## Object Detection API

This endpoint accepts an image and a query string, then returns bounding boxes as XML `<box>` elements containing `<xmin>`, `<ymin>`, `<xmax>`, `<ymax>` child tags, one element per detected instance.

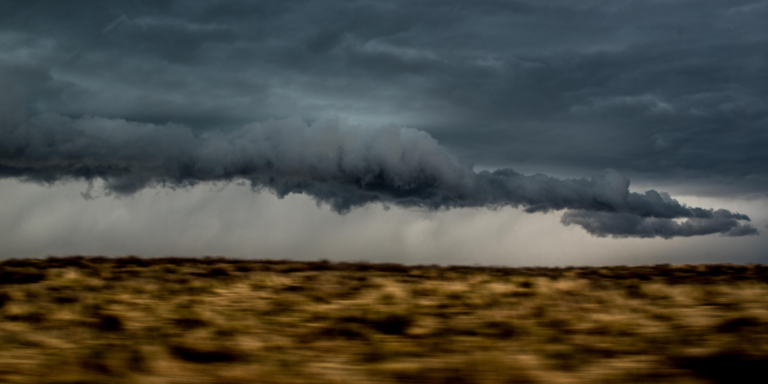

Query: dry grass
<box><xmin>1</xmin><ymin>257</ymin><xmax>767</xmax><ymax>383</ymax></box>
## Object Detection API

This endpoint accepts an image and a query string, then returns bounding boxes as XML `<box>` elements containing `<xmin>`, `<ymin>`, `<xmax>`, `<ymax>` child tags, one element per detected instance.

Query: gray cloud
<box><xmin>0</xmin><ymin>96</ymin><xmax>756</xmax><ymax>238</ymax></box>
<box><xmin>562</xmin><ymin>210</ymin><xmax>757</xmax><ymax>239</ymax></box>
<box><xmin>0</xmin><ymin>0</ymin><xmax>761</xmax><ymax>189</ymax></box>
<box><xmin>0</xmin><ymin>0</ymin><xmax>765</xmax><ymax>241</ymax></box>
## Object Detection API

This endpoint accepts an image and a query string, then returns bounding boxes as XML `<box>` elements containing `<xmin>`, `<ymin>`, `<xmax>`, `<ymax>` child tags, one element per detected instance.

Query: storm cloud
<box><xmin>0</xmin><ymin>0</ymin><xmax>765</xmax><ymax>242</ymax></box>
<box><xmin>0</xmin><ymin>103</ymin><xmax>756</xmax><ymax>238</ymax></box>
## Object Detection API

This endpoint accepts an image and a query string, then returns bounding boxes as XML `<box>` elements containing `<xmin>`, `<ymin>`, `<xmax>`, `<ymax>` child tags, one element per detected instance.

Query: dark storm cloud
<box><xmin>0</xmin><ymin>71</ymin><xmax>756</xmax><ymax>238</ymax></box>
<box><xmin>562</xmin><ymin>210</ymin><xmax>756</xmax><ymax>239</ymax></box>
<box><xmin>0</xmin><ymin>0</ymin><xmax>765</xmax><ymax>237</ymax></box>
<box><xmin>1</xmin><ymin>0</ymin><xmax>764</xmax><ymax>179</ymax></box>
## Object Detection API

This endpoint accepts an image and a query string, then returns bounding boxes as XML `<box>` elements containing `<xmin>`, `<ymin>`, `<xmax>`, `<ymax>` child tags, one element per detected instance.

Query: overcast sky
<box><xmin>1</xmin><ymin>0</ymin><xmax>767</xmax><ymax>264</ymax></box>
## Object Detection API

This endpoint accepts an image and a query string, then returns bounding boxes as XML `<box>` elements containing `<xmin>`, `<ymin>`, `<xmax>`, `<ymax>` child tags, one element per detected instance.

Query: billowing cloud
<box><xmin>562</xmin><ymin>210</ymin><xmax>756</xmax><ymax>239</ymax></box>
<box><xmin>0</xmin><ymin>104</ymin><xmax>755</xmax><ymax>238</ymax></box>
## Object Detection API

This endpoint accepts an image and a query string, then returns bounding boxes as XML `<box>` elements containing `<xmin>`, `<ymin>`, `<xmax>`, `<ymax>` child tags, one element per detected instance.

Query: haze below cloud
<box><xmin>2</xmin><ymin>179</ymin><xmax>767</xmax><ymax>265</ymax></box>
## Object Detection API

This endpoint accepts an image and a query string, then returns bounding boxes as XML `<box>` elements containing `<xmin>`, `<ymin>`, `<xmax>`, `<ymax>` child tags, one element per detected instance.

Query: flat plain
<box><xmin>1</xmin><ymin>257</ymin><xmax>767</xmax><ymax>383</ymax></box>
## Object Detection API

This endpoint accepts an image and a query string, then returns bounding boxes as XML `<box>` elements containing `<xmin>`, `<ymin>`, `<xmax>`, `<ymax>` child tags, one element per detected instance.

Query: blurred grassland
<box><xmin>1</xmin><ymin>257</ymin><xmax>768</xmax><ymax>383</ymax></box>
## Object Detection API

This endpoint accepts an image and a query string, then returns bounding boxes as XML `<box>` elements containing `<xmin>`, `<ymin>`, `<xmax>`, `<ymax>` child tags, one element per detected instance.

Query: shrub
<box><xmin>370</xmin><ymin>313</ymin><xmax>414</xmax><ymax>335</ymax></box>
<box><xmin>7</xmin><ymin>311</ymin><xmax>46</xmax><ymax>324</ymax></box>
<box><xmin>0</xmin><ymin>292</ymin><xmax>10</xmax><ymax>309</ymax></box>
<box><xmin>96</xmin><ymin>314</ymin><xmax>124</xmax><ymax>332</ymax></box>
<box><xmin>716</xmin><ymin>317</ymin><xmax>762</xmax><ymax>333</ymax></box>
<box><xmin>672</xmin><ymin>352</ymin><xmax>768</xmax><ymax>384</ymax></box>
<box><xmin>0</xmin><ymin>269</ymin><xmax>46</xmax><ymax>285</ymax></box>
<box><xmin>173</xmin><ymin>317</ymin><xmax>208</xmax><ymax>330</ymax></box>
<box><xmin>169</xmin><ymin>345</ymin><xmax>245</xmax><ymax>363</ymax></box>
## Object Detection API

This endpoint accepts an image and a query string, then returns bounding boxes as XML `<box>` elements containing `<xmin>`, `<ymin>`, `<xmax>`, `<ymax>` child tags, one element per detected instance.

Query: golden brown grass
<box><xmin>1</xmin><ymin>257</ymin><xmax>767</xmax><ymax>383</ymax></box>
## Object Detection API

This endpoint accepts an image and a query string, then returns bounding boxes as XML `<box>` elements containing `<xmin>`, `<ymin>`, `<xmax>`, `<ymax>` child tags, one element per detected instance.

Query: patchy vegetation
<box><xmin>1</xmin><ymin>257</ymin><xmax>767</xmax><ymax>383</ymax></box>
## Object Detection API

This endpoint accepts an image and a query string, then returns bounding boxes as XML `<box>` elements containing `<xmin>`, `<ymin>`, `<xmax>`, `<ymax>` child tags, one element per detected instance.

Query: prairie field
<box><xmin>0</xmin><ymin>257</ymin><xmax>767</xmax><ymax>384</ymax></box>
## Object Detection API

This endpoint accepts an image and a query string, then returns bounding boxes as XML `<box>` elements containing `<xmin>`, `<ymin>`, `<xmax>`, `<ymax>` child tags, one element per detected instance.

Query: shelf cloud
<box><xmin>0</xmin><ymin>99</ymin><xmax>755</xmax><ymax>238</ymax></box>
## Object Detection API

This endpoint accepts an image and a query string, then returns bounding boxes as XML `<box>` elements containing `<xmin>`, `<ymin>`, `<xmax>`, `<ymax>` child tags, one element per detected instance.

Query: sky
<box><xmin>1</xmin><ymin>0</ymin><xmax>767</xmax><ymax>264</ymax></box>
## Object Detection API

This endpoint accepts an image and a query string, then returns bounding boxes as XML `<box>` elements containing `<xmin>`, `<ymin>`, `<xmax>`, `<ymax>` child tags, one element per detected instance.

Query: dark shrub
<box><xmin>192</xmin><ymin>267</ymin><xmax>231</xmax><ymax>278</ymax></box>
<box><xmin>482</xmin><ymin>320</ymin><xmax>517</xmax><ymax>338</ymax></box>
<box><xmin>206</xmin><ymin>267</ymin><xmax>231</xmax><ymax>277</ymax></box>
<box><xmin>160</xmin><ymin>265</ymin><xmax>179</xmax><ymax>274</ymax></box>
<box><xmin>169</xmin><ymin>345</ymin><xmax>243</xmax><ymax>363</ymax></box>
<box><xmin>234</xmin><ymin>264</ymin><xmax>253</xmax><ymax>272</ymax></box>
<box><xmin>273</xmin><ymin>263</ymin><xmax>312</xmax><ymax>273</ymax></box>
<box><xmin>1</xmin><ymin>259</ymin><xmax>41</xmax><ymax>269</ymax></box>
<box><xmin>375</xmin><ymin>263</ymin><xmax>410</xmax><ymax>274</ymax></box>
<box><xmin>96</xmin><ymin>314</ymin><xmax>123</xmax><ymax>332</ymax></box>
<box><xmin>0</xmin><ymin>291</ymin><xmax>10</xmax><ymax>309</ymax></box>
<box><xmin>716</xmin><ymin>317</ymin><xmax>762</xmax><ymax>333</ymax></box>
<box><xmin>8</xmin><ymin>311</ymin><xmax>46</xmax><ymax>324</ymax></box>
<box><xmin>173</xmin><ymin>317</ymin><xmax>208</xmax><ymax>330</ymax></box>
<box><xmin>624</xmin><ymin>282</ymin><xmax>646</xmax><ymax>299</ymax></box>
<box><xmin>114</xmin><ymin>256</ymin><xmax>149</xmax><ymax>268</ymax></box>
<box><xmin>370</xmin><ymin>313</ymin><xmax>413</xmax><ymax>335</ymax></box>
<box><xmin>306</xmin><ymin>260</ymin><xmax>333</xmax><ymax>271</ymax></box>
<box><xmin>51</xmin><ymin>258</ymin><xmax>92</xmax><ymax>270</ymax></box>
<box><xmin>510</xmin><ymin>291</ymin><xmax>536</xmax><ymax>298</ymax></box>
<box><xmin>518</xmin><ymin>281</ymin><xmax>534</xmax><ymax>289</ymax></box>
<box><xmin>0</xmin><ymin>269</ymin><xmax>46</xmax><ymax>285</ymax></box>
<box><xmin>281</xmin><ymin>285</ymin><xmax>305</xmax><ymax>292</ymax></box>
<box><xmin>672</xmin><ymin>352</ymin><xmax>768</xmax><ymax>384</ymax></box>
<box><xmin>128</xmin><ymin>347</ymin><xmax>148</xmax><ymax>372</ymax></box>
<box><xmin>52</xmin><ymin>294</ymin><xmax>80</xmax><ymax>304</ymax></box>
<box><xmin>312</xmin><ymin>324</ymin><xmax>371</xmax><ymax>341</ymax></box>
<box><xmin>81</xmin><ymin>350</ymin><xmax>112</xmax><ymax>373</ymax></box>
